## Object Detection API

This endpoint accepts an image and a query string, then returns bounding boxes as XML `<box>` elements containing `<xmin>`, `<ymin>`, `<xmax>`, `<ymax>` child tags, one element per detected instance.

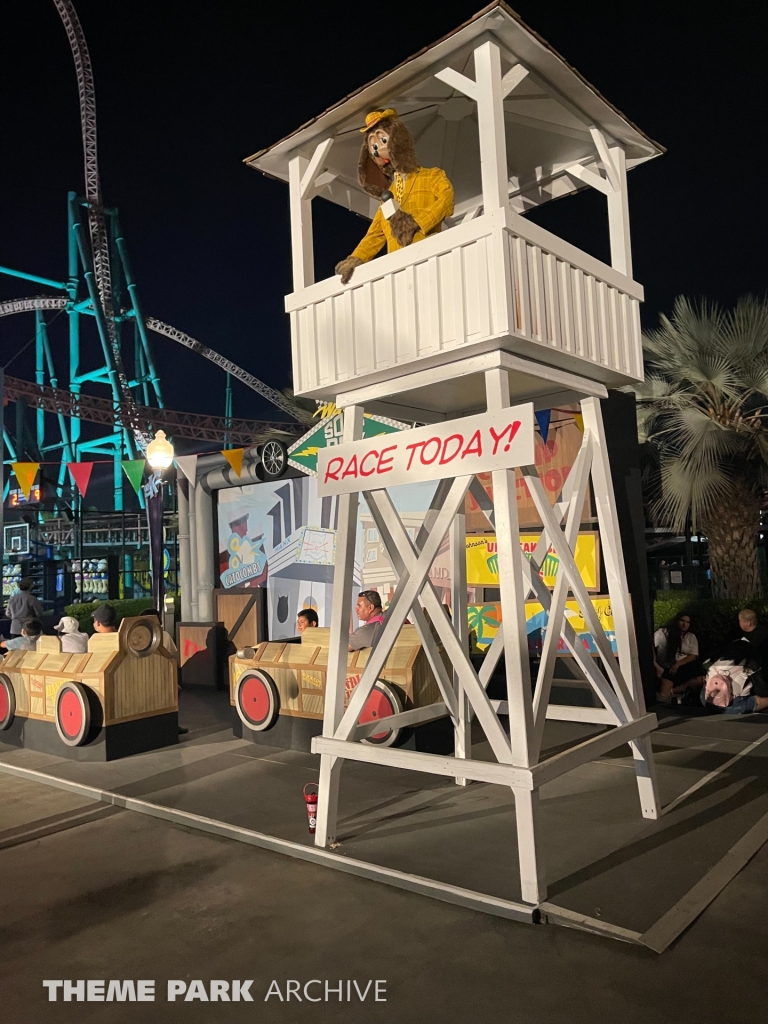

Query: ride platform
<box><xmin>2</xmin><ymin>684</ymin><xmax>767</xmax><ymax>950</ymax></box>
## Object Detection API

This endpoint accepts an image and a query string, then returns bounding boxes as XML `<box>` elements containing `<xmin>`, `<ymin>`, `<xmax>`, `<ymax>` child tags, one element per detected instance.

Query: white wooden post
<box><xmin>513</xmin><ymin>788</ymin><xmax>545</xmax><ymax>904</ymax></box>
<box><xmin>450</xmin><ymin>509</ymin><xmax>470</xmax><ymax>784</ymax></box>
<box><xmin>288</xmin><ymin>154</ymin><xmax>314</xmax><ymax>290</ymax></box>
<box><xmin>485</xmin><ymin>366</ymin><xmax>545</xmax><ymax>904</ymax></box>
<box><xmin>607</xmin><ymin>144</ymin><xmax>632</xmax><ymax>278</ymax></box>
<box><xmin>580</xmin><ymin>396</ymin><xmax>660</xmax><ymax>820</ymax></box>
<box><xmin>485</xmin><ymin>368</ymin><xmax>535</xmax><ymax>765</ymax></box>
<box><xmin>474</xmin><ymin>41</ymin><xmax>509</xmax><ymax>213</ymax></box>
<box><xmin>314</xmin><ymin>405</ymin><xmax>364</xmax><ymax>847</ymax></box>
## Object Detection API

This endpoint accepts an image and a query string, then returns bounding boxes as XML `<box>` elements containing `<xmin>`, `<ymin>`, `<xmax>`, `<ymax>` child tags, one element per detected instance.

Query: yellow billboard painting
<box><xmin>466</xmin><ymin>533</ymin><xmax>599</xmax><ymax>591</ymax></box>
<box><xmin>468</xmin><ymin>597</ymin><xmax>616</xmax><ymax>654</ymax></box>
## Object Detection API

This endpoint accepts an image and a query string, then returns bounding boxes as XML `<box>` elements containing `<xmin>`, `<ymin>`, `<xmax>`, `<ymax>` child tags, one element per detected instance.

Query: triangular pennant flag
<box><xmin>12</xmin><ymin>462</ymin><xmax>40</xmax><ymax>500</ymax></box>
<box><xmin>573</xmin><ymin>412</ymin><xmax>584</xmax><ymax>433</ymax></box>
<box><xmin>535</xmin><ymin>409</ymin><xmax>551</xmax><ymax>444</ymax></box>
<box><xmin>122</xmin><ymin>459</ymin><xmax>146</xmax><ymax>494</ymax></box>
<box><xmin>67</xmin><ymin>462</ymin><xmax>94</xmax><ymax>499</ymax></box>
<box><xmin>174</xmin><ymin>454</ymin><xmax>198</xmax><ymax>486</ymax></box>
<box><xmin>221</xmin><ymin>448</ymin><xmax>244</xmax><ymax>477</ymax></box>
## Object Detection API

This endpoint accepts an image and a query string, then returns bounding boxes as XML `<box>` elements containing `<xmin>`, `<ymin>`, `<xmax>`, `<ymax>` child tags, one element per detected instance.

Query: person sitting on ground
<box><xmin>702</xmin><ymin>608</ymin><xmax>768</xmax><ymax>714</ymax></box>
<box><xmin>297</xmin><ymin>608</ymin><xmax>319</xmax><ymax>635</ymax></box>
<box><xmin>91</xmin><ymin>603</ymin><xmax>118</xmax><ymax>633</ymax></box>
<box><xmin>4</xmin><ymin>577</ymin><xmax>43</xmax><ymax>638</ymax></box>
<box><xmin>348</xmin><ymin>591</ymin><xmax>385</xmax><ymax>652</ymax></box>
<box><xmin>54</xmin><ymin>615</ymin><xmax>89</xmax><ymax>653</ymax></box>
<box><xmin>702</xmin><ymin>652</ymin><xmax>768</xmax><ymax>715</ymax></box>
<box><xmin>731</xmin><ymin>608</ymin><xmax>767</xmax><ymax>653</ymax></box>
<box><xmin>0</xmin><ymin>617</ymin><xmax>43</xmax><ymax>652</ymax></box>
<box><xmin>654</xmin><ymin>611</ymin><xmax>704</xmax><ymax>703</ymax></box>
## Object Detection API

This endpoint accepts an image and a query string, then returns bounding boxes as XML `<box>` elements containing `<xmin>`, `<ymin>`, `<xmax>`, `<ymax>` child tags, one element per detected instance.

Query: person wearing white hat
<box><xmin>54</xmin><ymin>615</ymin><xmax>89</xmax><ymax>653</ymax></box>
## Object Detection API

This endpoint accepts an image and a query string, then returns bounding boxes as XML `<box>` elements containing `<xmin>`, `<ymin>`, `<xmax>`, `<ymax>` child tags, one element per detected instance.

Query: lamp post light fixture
<box><xmin>146</xmin><ymin>429</ymin><xmax>174</xmax><ymax>470</ymax></box>
<box><xmin>144</xmin><ymin>430</ymin><xmax>175</xmax><ymax>626</ymax></box>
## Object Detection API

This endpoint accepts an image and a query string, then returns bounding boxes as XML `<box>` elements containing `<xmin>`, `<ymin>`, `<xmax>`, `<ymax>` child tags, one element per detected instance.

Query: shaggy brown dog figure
<box><xmin>335</xmin><ymin>108</ymin><xmax>454</xmax><ymax>284</ymax></box>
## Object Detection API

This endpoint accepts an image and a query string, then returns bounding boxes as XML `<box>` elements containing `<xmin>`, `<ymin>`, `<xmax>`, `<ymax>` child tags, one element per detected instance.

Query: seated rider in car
<box><xmin>348</xmin><ymin>591</ymin><xmax>385</xmax><ymax>652</ymax></box>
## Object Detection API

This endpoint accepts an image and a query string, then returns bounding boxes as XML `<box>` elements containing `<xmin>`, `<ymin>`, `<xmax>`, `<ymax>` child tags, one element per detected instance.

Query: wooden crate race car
<box><xmin>230</xmin><ymin>626</ymin><xmax>445</xmax><ymax>747</ymax></box>
<box><xmin>0</xmin><ymin>617</ymin><xmax>178</xmax><ymax>760</ymax></box>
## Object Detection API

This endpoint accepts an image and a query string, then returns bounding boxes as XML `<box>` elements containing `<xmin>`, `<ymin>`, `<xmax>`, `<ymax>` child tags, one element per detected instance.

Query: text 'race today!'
<box><xmin>316</xmin><ymin>403</ymin><xmax>535</xmax><ymax>496</ymax></box>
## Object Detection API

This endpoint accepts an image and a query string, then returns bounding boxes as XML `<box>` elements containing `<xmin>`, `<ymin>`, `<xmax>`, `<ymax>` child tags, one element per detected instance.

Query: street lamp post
<box><xmin>145</xmin><ymin>430</ymin><xmax>174</xmax><ymax>626</ymax></box>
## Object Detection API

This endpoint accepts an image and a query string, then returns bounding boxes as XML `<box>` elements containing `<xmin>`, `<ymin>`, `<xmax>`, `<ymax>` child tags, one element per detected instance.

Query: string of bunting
<box><xmin>8</xmin><ymin>413</ymin><xmax>582</xmax><ymax>502</ymax></box>
<box><xmin>8</xmin><ymin>447</ymin><xmax>245</xmax><ymax>500</ymax></box>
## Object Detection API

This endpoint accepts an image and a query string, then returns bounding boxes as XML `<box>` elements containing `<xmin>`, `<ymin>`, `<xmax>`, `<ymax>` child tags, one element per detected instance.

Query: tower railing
<box><xmin>286</xmin><ymin>206</ymin><xmax>643</xmax><ymax>400</ymax></box>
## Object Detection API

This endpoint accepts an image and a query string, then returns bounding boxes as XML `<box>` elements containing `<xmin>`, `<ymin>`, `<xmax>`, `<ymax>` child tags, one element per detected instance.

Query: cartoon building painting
<box><xmin>218</xmin><ymin>477</ymin><xmax>361</xmax><ymax>640</ymax></box>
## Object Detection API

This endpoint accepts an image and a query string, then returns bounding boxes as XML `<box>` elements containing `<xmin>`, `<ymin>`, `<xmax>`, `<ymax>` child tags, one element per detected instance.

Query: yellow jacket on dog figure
<box><xmin>336</xmin><ymin>109</ymin><xmax>454</xmax><ymax>284</ymax></box>
<box><xmin>351</xmin><ymin>166</ymin><xmax>454</xmax><ymax>261</ymax></box>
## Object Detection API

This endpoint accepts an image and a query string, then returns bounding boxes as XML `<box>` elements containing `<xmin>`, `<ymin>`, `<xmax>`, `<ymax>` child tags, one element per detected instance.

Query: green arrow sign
<box><xmin>288</xmin><ymin>411</ymin><xmax>408</xmax><ymax>476</ymax></box>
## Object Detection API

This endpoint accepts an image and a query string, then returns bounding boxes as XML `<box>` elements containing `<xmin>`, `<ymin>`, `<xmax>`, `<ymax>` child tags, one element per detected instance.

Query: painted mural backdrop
<box><xmin>468</xmin><ymin>597</ymin><xmax>617</xmax><ymax>654</ymax></box>
<box><xmin>217</xmin><ymin>475</ymin><xmax>613</xmax><ymax>649</ymax></box>
<box><xmin>466</xmin><ymin>415</ymin><xmax>590</xmax><ymax>531</ymax></box>
<box><xmin>217</xmin><ymin>478</ymin><xmax>341</xmax><ymax>639</ymax></box>
<box><xmin>465</xmin><ymin>533</ymin><xmax>599</xmax><ymax>590</ymax></box>
<box><xmin>217</xmin><ymin>475</ymin><xmax>438</xmax><ymax>640</ymax></box>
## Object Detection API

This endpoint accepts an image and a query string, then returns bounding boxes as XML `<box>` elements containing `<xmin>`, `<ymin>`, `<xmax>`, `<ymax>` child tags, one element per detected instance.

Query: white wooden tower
<box><xmin>246</xmin><ymin>2</ymin><xmax>663</xmax><ymax>905</ymax></box>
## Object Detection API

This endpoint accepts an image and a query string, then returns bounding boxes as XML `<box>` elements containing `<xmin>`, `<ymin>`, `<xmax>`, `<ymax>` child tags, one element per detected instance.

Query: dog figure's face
<box><xmin>358</xmin><ymin>115</ymin><xmax>418</xmax><ymax>198</ymax></box>
<box><xmin>367</xmin><ymin>127</ymin><xmax>392</xmax><ymax>168</ymax></box>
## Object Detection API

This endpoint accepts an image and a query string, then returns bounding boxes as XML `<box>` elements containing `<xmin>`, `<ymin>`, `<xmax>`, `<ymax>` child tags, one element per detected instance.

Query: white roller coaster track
<box><xmin>144</xmin><ymin>319</ymin><xmax>304</xmax><ymax>420</ymax></box>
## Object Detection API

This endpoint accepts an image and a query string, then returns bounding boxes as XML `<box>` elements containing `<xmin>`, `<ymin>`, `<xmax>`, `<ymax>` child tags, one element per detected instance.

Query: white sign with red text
<box><xmin>316</xmin><ymin>404</ymin><xmax>535</xmax><ymax>496</ymax></box>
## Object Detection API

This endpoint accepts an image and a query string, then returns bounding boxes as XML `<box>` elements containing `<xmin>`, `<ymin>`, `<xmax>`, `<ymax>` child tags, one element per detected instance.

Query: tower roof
<box><xmin>245</xmin><ymin>2</ymin><xmax>663</xmax><ymax>220</ymax></box>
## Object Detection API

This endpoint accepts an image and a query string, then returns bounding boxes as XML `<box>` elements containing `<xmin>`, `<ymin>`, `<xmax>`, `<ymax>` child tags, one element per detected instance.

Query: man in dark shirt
<box><xmin>725</xmin><ymin>609</ymin><xmax>767</xmax><ymax>666</ymax></box>
<box><xmin>717</xmin><ymin>609</ymin><xmax>768</xmax><ymax>712</ymax></box>
<box><xmin>5</xmin><ymin>579</ymin><xmax>43</xmax><ymax>637</ymax></box>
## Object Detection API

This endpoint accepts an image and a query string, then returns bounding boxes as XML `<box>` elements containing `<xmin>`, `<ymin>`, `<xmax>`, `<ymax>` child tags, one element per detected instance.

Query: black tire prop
<box><xmin>258</xmin><ymin>439</ymin><xmax>288</xmax><ymax>480</ymax></box>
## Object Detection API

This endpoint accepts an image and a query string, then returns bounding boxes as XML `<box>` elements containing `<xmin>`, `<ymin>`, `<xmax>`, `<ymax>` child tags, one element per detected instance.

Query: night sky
<box><xmin>2</xmin><ymin>0</ymin><xmax>767</xmax><ymax>435</ymax></box>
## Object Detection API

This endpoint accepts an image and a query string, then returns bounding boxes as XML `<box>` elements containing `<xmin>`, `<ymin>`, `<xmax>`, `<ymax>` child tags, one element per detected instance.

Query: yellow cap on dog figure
<box><xmin>360</xmin><ymin>108</ymin><xmax>398</xmax><ymax>132</ymax></box>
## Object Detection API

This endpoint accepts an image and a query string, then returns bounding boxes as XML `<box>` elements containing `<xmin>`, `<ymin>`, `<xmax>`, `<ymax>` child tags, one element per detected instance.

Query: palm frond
<box><xmin>640</xmin><ymin>296</ymin><xmax>768</xmax><ymax>532</ymax></box>
<box><xmin>723</xmin><ymin>295</ymin><xmax>768</xmax><ymax>373</ymax></box>
<box><xmin>654</xmin><ymin>458</ymin><xmax>733</xmax><ymax>531</ymax></box>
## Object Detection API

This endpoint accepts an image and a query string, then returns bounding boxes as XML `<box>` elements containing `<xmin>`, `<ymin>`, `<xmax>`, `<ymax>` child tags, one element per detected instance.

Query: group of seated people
<box><xmin>12</xmin><ymin>590</ymin><xmax>763</xmax><ymax>718</ymax></box>
<box><xmin>294</xmin><ymin>590</ymin><xmax>385</xmax><ymax>652</ymax></box>
<box><xmin>0</xmin><ymin>603</ymin><xmax>173</xmax><ymax>654</ymax></box>
<box><xmin>0</xmin><ymin>614</ymin><xmax>91</xmax><ymax>653</ymax></box>
<box><xmin>654</xmin><ymin>608</ymin><xmax>768</xmax><ymax>715</ymax></box>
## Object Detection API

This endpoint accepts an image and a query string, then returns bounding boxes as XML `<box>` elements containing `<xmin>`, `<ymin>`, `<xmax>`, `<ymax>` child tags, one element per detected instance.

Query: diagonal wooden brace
<box><xmin>532</xmin><ymin>440</ymin><xmax>594</xmax><ymax>757</ymax></box>
<box><xmin>472</xmin><ymin>444</ymin><xmax>624</xmax><ymax>726</ymax></box>
<box><xmin>521</xmin><ymin>466</ymin><xmax>638</xmax><ymax>719</ymax></box>
<box><xmin>334</xmin><ymin>478</ymin><xmax>470</xmax><ymax>741</ymax></box>
<box><xmin>373</xmin><ymin>488</ymin><xmax>514</xmax><ymax>765</ymax></box>
<box><xmin>365</xmin><ymin>491</ymin><xmax>459</xmax><ymax>722</ymax></box>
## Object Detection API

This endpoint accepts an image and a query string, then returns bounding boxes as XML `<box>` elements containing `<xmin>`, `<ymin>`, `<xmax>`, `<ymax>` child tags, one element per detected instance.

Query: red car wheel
<box><xmin>0</xmin><ymin>674</ymin><xmax>15</xmax><ymax>730</ymax></box>
<box><xmin>55</xmin><ymin>681</ymin><xmax>92</xmax><ymax>747</ymax></box>
<box><xmin>236</xmin><ymin>671</ymin><xmax>280</xmax><ymax>731</ymax></box>
<box><xmin>359</xmin><ymin>681</ymin><xmax>403</xmax><ymax>747</ymax></box>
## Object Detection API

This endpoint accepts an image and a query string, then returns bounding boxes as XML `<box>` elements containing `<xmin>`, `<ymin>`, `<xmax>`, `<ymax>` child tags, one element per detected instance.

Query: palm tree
<box><xmin>636</xmin><ymin>296</ymin><xmax>768</xmax><ymax>598</ymax></box>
